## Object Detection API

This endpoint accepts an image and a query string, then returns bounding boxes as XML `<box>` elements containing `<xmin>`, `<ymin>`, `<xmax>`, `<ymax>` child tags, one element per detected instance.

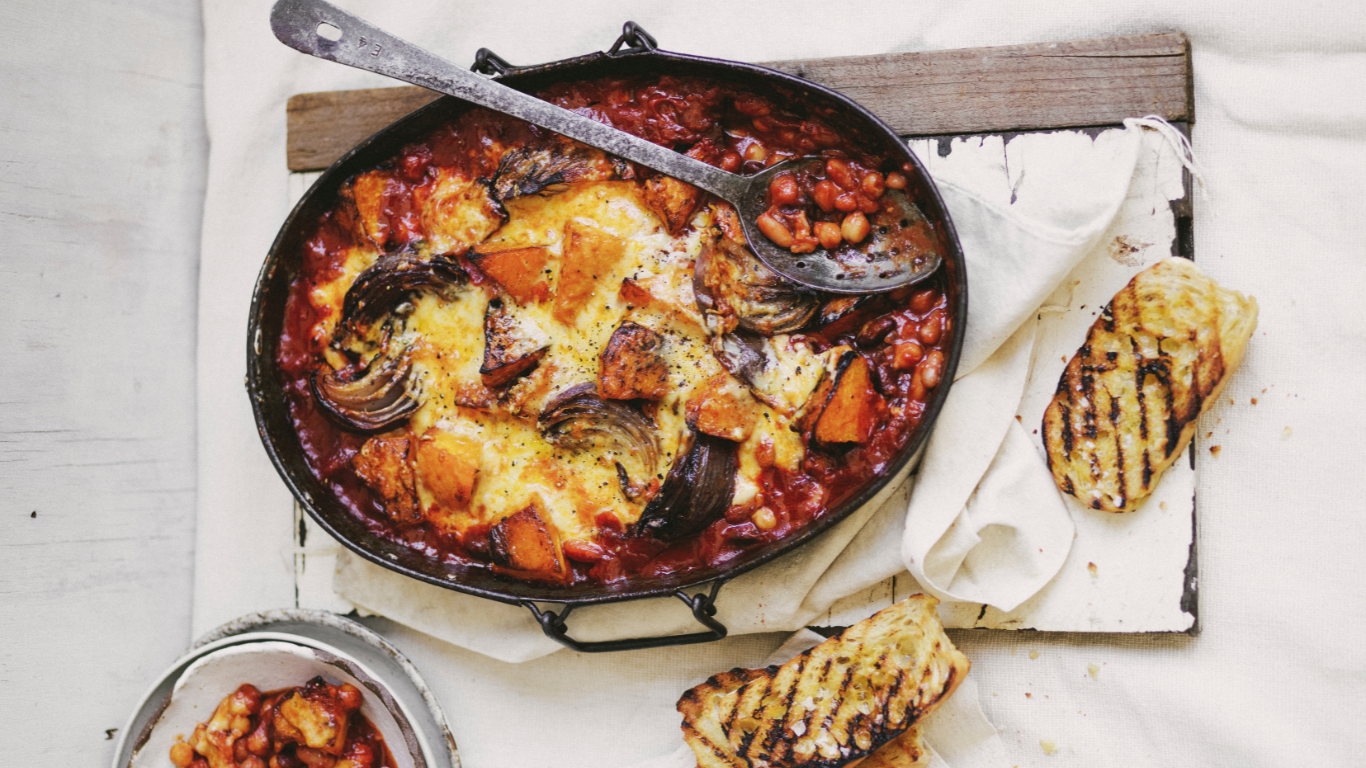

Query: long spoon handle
<box><xmin>270</xmin><ymin>0</ymin><xmax>746</xmax><ymax>200</ymax></box>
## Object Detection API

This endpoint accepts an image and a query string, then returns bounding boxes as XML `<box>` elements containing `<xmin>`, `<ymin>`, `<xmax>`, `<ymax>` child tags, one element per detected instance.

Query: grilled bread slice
<box><xmin>677</xmin><ymin>595</ymin><xmax>968</xmax><ymax>768</ymax></box>
<box><xmin>1043</xmin><ymin>258</ymin><xmax>1258</xmax><ymax>512</ymax></box>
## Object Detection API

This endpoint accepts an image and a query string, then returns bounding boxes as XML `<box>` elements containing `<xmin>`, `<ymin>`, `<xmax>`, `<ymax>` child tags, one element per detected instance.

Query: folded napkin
<box><xmin>335</xmin><ymin>121</ymin><xmax>1162</xmax><ymax>661</ymax></box>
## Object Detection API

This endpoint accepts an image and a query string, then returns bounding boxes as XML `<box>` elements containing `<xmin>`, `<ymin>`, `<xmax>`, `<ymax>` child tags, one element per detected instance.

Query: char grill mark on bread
<box><xmin>1043</xmin><ymin>258</ymin><xmax>1258</xmax><ymax>512</ymax></box>
<box><xmin>677</xmin><ymin>595</ymin><xmax>968</xmax><ymax>768</ymax></box>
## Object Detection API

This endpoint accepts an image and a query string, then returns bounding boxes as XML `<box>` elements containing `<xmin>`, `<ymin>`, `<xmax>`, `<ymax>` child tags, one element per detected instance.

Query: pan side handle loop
<box><xmin>471</xmin><ymin>47</ymin><xmax>515</xmax><ymax>76</ymax></box>
<box><xmin>608</xmin><ymin>21</ymin><xmax>658</xmax><ymax>56</ymax></box>
<box><xmin>522</xmin><ymin>580</ymin><xmax>727</xmax><ymax>653</ymax></box>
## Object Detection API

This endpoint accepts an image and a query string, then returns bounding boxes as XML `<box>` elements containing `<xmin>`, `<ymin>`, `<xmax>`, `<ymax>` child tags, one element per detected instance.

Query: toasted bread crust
<box><xmin>1043</xmin><ymin>258</ymin><xmax>1258</xmax><ymax>512</ymax></box>
<box><xmin>677</xmin><ymin>595</ymin><xmax>968</xmax><ymax>768</ymax></box>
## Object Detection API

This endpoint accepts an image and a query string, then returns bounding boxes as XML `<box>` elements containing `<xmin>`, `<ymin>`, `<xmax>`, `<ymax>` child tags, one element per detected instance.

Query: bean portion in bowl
<box><xmin>168</xmin><ymin>678</ymin><xmax>393</xmax><ymax>768</ymax></box>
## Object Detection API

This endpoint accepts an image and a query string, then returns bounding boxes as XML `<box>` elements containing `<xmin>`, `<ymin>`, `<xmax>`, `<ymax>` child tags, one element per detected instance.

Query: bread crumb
<box><xmin>1040</xmin><ymin>739</ymin><xmax>1058</xmax><ymax>755</ymax></box>
<box><xmin>1206</xmin><ymin>431</ymin><xmax>1213</xmax><ymax>439</ymax></box>
<box><xmin>1251</xmin><ymin>397</ymin><xmax>1258</xmax><ymax>405</ymax></box>
<box><xmin>1159</xmin><ymin>501</ymin><xmax>1168</xmax><ymax>510</ymax></box>
<box><xmin>1088</xmin><ymin>663</ymin><xmax>1100</xmax><ymax>680</ymax></box>
<box><xmin>1025</xmin><ymin>692</ymin><xmax>1032</xmax><ymax>698</ymax></box>
<box><xmin>1029</xmin><ymin>650</ymin><xmax>1040</xmax><ymax>660</ymax></box>
<box><xmin>1087</xmin><ymin>562</ymin><xmax>1098</xmax><ymax>578</ymax></box>
<box><xmin>1015</xmin><ymin>414</ymin><xmax>1022</xmax><ymax>422</ymax></box>
<box><xmin>1282</xmin><ymin>426</ymin><xmax>1293</xmax><ymax>439</ymax></box>
<box><xmin>1209</xmin><ymin>445</ymin><xmax>1221</xmax><ymax>457</ymax></box>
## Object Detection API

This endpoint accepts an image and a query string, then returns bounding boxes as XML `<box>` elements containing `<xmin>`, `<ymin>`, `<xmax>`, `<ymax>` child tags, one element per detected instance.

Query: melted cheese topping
<box><xmin>311</xmin><ymin>181</ymin><xmax>811</xmax><ymax>547</ymax></box>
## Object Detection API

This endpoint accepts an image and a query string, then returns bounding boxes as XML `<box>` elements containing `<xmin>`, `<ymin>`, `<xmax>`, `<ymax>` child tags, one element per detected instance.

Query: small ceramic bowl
<box><xmin>129</xmin><ymin>639</ymin><xmax>430</xmax><ymax>768</ymax></box>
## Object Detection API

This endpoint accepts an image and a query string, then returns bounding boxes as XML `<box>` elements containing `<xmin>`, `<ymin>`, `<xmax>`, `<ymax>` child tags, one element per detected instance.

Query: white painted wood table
<box><xmin>0</xmin><ymin>1</ymin><xmax>206</xmax><ymax>765</ymax></box>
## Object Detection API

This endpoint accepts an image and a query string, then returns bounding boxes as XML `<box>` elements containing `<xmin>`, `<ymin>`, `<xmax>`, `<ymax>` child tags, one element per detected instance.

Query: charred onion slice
<box><xmin>636</xmin><ymin>429</ymin><xmax>738</xmax><ymax>542</ymax></box>
<box><xmin>340</xmin><ymin>253</ymin><xmax>467</xmax><ymax>332</ymax></box>
<box><xmin>311</xmin><ymin>346</ymin><xmax>419</xmax><ymax>433</ymax></box>
<box><xmin>694</xmin><ymin>234</ymin><xmax>820</xmax><ymax>336</ymax></box>
<box><xmin>538</xmin><ymin>383</ymin><xmax>661</xmax><ymax>499</ymax></box>
<box><xmin>491</xmin><ymin>140</ymin><xmax>632</xmax><ymax>201</ymax></box>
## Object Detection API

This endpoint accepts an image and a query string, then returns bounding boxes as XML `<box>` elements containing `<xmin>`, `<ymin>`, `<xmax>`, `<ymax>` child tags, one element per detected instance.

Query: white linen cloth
<box><xmin>333</xmin><ymin>121</ymin><xmax>1154</xmax><ymax>659</ymax></box>
<box><xmin>195</xmin><ymin>2</ymin><xmax>1366</xmax><ymax>767</ymax></box>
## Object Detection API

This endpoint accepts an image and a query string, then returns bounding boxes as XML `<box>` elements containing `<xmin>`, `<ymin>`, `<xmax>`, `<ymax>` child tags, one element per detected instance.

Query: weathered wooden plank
<box><xmin>286</xmin><ymin>32</ymin><xmax>1191</xmax><ymax>171</ymax></box>
<box><xmin>288</xmin><ymin>86</ymin><xmax>445</xmax><ymax>173</ymax></box>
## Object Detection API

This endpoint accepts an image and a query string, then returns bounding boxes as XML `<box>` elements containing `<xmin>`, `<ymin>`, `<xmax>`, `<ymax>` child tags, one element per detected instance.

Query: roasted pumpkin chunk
<box><xmin>417</xmin><ymin>427</ymin><xmax>481</xmax><ymax>511</ymax></box>
<box><xmin>489</xmin><ymin>501</ymin><xmax>569</xmax><ymax>583</ymax></box>
<box><xmin>470</xmin><ymin>245</ymin><xmax>551</xmax><ymax>304</ymax></box>
<box><xmin>687</xmin><ymin>374</ymin><xmax>759</xmax><ymax>442</ymax></box>
<box><xmin>599</xmin><ymin>322</ymin><xmax>669</xmax><ymax>400</ymax></box>
<box><xmin>352</xmin><ymin>436</ymin><xmax>420</xmax><ymax>523</ymax></box>
<box><xmin>641</xmin><ymin>140</ymin><xmax>721</xmax><ymax>234</ymax></box>
<box><xmin>798</xmin><ymin>350</ymin><xmax>884</xmax><ymax>445</ymax></box>
<box><xmin>481</xmin><ymin>297</ymin><xmax>550</xmax><ymax>387</ymax></box>
<box><xmin>553</xmin><ymin>220</ymin><xmax>627</xmax><ymax>324</ymax></box>
<box><xmin>273</xmin><ymin>679</ymin><xmax>349</xmax><ymax>755</ymax></box>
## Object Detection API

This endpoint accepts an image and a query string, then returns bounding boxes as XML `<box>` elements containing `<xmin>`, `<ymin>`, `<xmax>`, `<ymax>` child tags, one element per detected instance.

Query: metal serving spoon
<box><xmin>270</xmin><ymin>0</ymin><xmax>941</xmax><ymax>293</ymax></box>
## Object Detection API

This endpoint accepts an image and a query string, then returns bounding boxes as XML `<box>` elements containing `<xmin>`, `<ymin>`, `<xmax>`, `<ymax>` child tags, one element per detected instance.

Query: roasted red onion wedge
<box><xmin>311</xmin><ymin>345</ymin><xmax>419</xmax><ymax>432</ymax></box>
<box><xmin>538</xmin><ymin>383</ymin><xmax>661</xmax><ymax>499</ymax></box>
<box><xmin>490</xmin><ymin>138</ymin><xmax>633</xmax><ymax>201</ymax></box>
<box><xmin>636</xmin><ymin>429</ymin><xmax>738</xmax><ymax>542</ymax></box>
<box><xmin>340</xmin><ymin>252</ymin><xmax>467</xmax><ymax>332</ymax></box>
<box><xmin>694</xmin><ymin>233</ymin><xmax>820</xmax><ymax>337</ymax></box>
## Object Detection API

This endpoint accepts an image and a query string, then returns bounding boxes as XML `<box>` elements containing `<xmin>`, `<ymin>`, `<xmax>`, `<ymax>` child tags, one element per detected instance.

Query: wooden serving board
<box><xmin>284</xmin><ymin>32</ymin><xmax>1200</xmax><ymax>634</ymax></box>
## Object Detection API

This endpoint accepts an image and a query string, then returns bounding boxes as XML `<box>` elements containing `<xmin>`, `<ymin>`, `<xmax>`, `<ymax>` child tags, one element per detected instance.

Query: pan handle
<box><xmin>522</xmin><ymin>581</ymin><xmax>727</xmax><ymax>653</ymax></box>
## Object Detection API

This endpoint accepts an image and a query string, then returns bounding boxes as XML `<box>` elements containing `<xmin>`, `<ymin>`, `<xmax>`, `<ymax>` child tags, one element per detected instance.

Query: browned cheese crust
<box><xmin>1043</xmin><ymin>258</ymin><xmax>1258</xmax><ymax>512</ymax></box>
<box><xmin>677</xmin><ymin>594</ymin><xmax>968</xmax><ymax>768</ymax></box>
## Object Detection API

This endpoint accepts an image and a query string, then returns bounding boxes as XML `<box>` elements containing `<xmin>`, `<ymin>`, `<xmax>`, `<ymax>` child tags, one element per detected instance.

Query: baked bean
<box><xmin>861</xmin><ymin>172</ymin><xmax>885</xmax><ymax>198</ymax></box>
<box><xmin>231</xmin><ymin>685</ymin><xmax>262</xmax><ymax>715</ymax></box>
<box><xmin>752</xmin><ymin>116</ymin><xmax>775</xmax><ymax>132</ymax></box>
<box><xmin>235</xmin><ymin>737</ymin><xmax>251</xmax><ymax>763</ymax></box>
<box><xmin>884</xmin><ymin>171</ymin><xmax>908</xmax><ymax>190</ymax></box>
<box><xmin>814</xmin><ymin>221</ymin><xmax>842</xmax><ymax>250</ymax></box>
<box><xmin>891</xmin><ymin>341</ymin><xmax>924</xmax><ymax>370</ymax></box>
<box><xmin>842</xmin><ymin>211</ymin><xmax>870</xmax><ymax>244</ymax></box>
<box><xmin>170</xmin><ymin>742</ymin><xmax>195</xmax><ymax>768</ymax></box>
<box><xmin>901</xmin><ymin>162</ymin><xmax>915</xmax><ymax>174</ymax></box>
<box><xmin>242</xmin><ymin>757</ymin><xmax>267</xmax><ymax>768</ymax></box>
<box><xmin>910</xmin><ymin>288</ymin><xmax>937</xmax><ymax>314</ymax></box>
<box><xmin>719</xmin><ymin>151</ymin><xmax>742</xmax><ymax>173</ymax></box>
<box><xmin>919</xmin><ymin>310</ymin><xmax>943</xmax><ymax>345</ymax></box>
<box><xmin>768</xmin><ymin>173</ymin><xmax>800</xmax><ymax>205</ymax></box>
<box><xmin>812</xmin><ymin>180</ymin><xmax>839</xmax><ymax>212</ymax></box>
<box><xmin>743</xmin><ymin>142</ymin><xmax>767</xmax><ymax>163</ymax></box>
<box><xmin>919</xmin><ymin>350</ymin><xmax>945</xmax><ymax>389</ymax></box>
<box><xmin>757</xmin><ymin>211</ymin><xmax>794</xmax><ymax>248</ymax></box>
<box><xmin>834</xmin><ymin>192</ymin><xmax>859</xmax><ymax>212</ymax></box>
<box><xmin>856</xmin><ymin>194</ymin><xmax>880</xmax><ymax>215</ymax></box>
<box><xmin>752</xmin><ymin>507</ymin><xmax>778</xmax><ymax>531</ymax></box>
<box><xmin>909</xmin><ymin>374</ymin><xmax>927</xmax><ymax>402</ymax></box>
<box><xmin>336</xmin><ymin>684</ymin><xmax>363</xmax><ymax>712</ymax></box>
<box><xmin>563</xmin><ymin>539</ymin><xmax>606</xmax><ymax>563</ymax></box>
<box><xmin>231</xmin><ymin>715</ymin><xmax>252</xmax><ymax>735</ymax></box>
<box><xmin>826</xmin><ymin>157</ymin><xmax>858</xmax><ymax>190</ymax></box>
<box><xmin>857</xmin><ymin>315</ymin><xmax>897</xmax><ymax>347</ymax></box>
